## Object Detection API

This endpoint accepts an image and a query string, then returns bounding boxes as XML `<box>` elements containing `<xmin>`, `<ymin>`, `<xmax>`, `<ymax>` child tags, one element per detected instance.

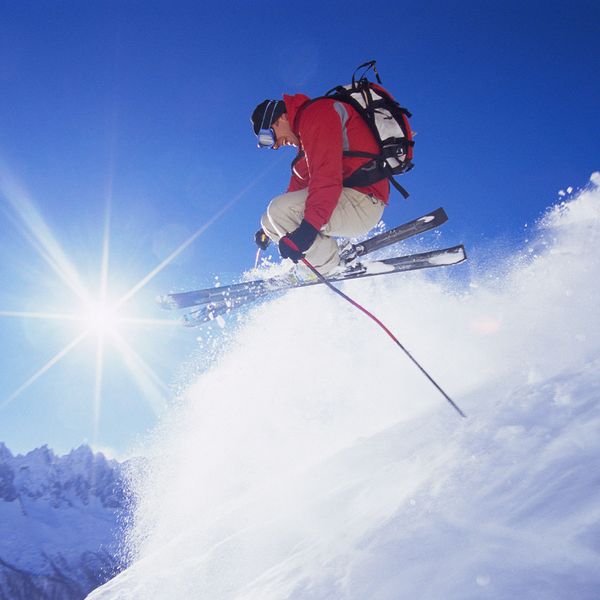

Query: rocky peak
<box><xmin>0</xmin><ymin>442</ymin><xmax>133</xmax><ymax>600</ymax></box>
<box><xmin>0</xmin><ymin>443</ymin><xmax>128</xmax><ymax>509</ymax></box>
<box><xmin>0</xmin><ymin>442</ymin><xmax>13</xmax><ymax>461</ymax></box>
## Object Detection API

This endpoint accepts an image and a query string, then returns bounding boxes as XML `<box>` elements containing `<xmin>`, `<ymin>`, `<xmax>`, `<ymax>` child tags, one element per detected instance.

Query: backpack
<box><xmin>294</xmin><ymin>60</ymin><xmax>414</xmax><ymax>198</ymax></box>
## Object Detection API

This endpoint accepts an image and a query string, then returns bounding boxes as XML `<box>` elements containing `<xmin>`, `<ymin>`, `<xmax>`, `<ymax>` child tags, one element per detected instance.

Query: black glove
<box><xmin>254</xmin><ymin>228</ymin><xmax>271</xmax><ymax>251</ymax></box>
<box><xmin>278</xmin><ymin>219</ymin><xmax>319</xmax><ymax>263</ymax></box>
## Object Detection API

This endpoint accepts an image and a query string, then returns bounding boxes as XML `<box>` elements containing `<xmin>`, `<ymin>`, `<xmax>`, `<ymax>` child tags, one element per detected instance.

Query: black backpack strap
<box><xmin>351</xmin><ymin>60</ymin><xmax>382</xmax><ymax>86</ymax></box>
<box><xmin>387</xmin><ymin>174</ymin><xmax>410</xmax><ymax>199</ymax></box>
<box><xmin>343</xmin><ymin>150</ymin><xmax>380</xmax><ymax>160</ymax></box>
<box><xmin>342</xmin><ymin>153</ymin><xmax>410</xmax><ymax>199</ymax></box>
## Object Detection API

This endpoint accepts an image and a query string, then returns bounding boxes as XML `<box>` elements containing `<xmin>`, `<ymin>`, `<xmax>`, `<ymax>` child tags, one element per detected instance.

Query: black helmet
<box><xmin>251</xmin><ymin>99</ymin><xmax>286</xmax><ymax>135</ymax></box>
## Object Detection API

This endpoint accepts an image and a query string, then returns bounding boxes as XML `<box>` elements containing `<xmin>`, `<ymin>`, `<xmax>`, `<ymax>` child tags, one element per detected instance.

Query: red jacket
<box><xmin>284</xmin><ymin>93</ymin><xmax>390</xmax><ymax>231</ymax></box>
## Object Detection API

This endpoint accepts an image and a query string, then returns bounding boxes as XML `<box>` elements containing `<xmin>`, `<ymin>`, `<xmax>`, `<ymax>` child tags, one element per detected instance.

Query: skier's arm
<box><xmin>298</xmin><ymin>102</ymin><xmax>344</xmax><ymax>230</ymax></box>
<box><xmin>287</xmin><ymin>170</ymin><xmax>307</xmax><ymax>193</ymax></box>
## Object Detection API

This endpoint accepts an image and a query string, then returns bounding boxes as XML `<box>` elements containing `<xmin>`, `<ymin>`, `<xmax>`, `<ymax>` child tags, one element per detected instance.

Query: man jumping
<box><xmin>251</xmin><ymin>93</ymin><xmax>390</xmax><ymax>275</ymax></box>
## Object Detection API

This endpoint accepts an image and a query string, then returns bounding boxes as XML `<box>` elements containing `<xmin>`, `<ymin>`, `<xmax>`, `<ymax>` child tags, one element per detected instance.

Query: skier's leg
<box><xmin>324</xmin><ymin>188</ymin><xmax>385</xmax><ymax>238</ymax></box>
<box><xmin>261</xmin><ymin>189</ymin><xmax>308</xmax><ymax>240</ymax></box>
<box><xmin>261</xmin><ymin>189</ymin><xmax>341</xmax><ymax>273</ymax></box>
<box><xmin>305</xmin><ymin>188</ymin><xmax>384</xmax><ymax>271</ymax></box>
<box><xmin>261</xmin><ymin>188</ymin><xmax>384</xmax><ymax>274</ymax></box>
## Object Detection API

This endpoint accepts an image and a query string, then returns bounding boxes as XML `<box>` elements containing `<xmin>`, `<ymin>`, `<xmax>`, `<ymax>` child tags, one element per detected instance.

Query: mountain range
<box><xmin>0</xmin><ymin>443</ymin><xmax>132</xmax><ymax>600</ymax></box>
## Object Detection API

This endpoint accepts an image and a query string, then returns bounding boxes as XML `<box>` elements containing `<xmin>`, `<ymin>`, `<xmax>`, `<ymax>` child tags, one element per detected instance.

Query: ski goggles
<box><xmin>256</xmin><ymin>101</ymin><xmax>279</xmax><ymax>148</ymax></box>
<box><xmin>257</xmin><ymin>127</ymin><xmax>276</xmax><ymax>148</ymax></box>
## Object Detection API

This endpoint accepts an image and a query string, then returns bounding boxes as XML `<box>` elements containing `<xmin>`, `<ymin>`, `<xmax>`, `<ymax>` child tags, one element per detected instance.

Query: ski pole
<box><xmin>302</xmin><ymin>256</ymin><xmax>466</xmax><ymax>418</ymax></box>
<box><xmin>281</xmin><ymin>237</ymin><xmax>466</xmax><ymax>418</ymax></box>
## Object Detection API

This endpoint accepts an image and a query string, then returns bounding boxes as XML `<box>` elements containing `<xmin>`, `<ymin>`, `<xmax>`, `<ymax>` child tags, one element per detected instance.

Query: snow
<box><xmin>89</xmin><ymin>173</ymin><xmax>600</xmax><ymax>599</ymax></box>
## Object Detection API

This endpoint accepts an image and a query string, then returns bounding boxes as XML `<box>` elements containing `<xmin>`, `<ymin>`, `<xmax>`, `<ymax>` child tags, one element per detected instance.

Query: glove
<box><xmin>254</xmin><ymin>228</ymin><xmax>271</xmax><ymax>251</ymax></box>
<box><xmin>278</xmin><ymin>219</ymin><xmax>319</xmax><ymax>263</ymax></box>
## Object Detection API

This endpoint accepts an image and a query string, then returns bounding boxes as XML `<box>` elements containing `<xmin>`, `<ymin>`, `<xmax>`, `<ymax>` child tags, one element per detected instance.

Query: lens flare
<box><xmin>83</xmin><ymin>301</ymin><xmax>117</xmax><ymax>335</ymax></box>
<box><xmin>0</xmin><ymin>166</ymin><xmax>177</xmax><ymax>437</ymax></box>
<box><xmin>0</xmin><ymin>158</ymin><xmax>282</xmax><ymax>446</ymax></box>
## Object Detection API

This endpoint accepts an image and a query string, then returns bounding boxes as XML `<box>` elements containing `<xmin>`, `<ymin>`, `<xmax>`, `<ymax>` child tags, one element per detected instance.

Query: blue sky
<box><xmin>0</xmin><ymin>1</ymin><xmax>598</xmax><ymax>457</ymax></box>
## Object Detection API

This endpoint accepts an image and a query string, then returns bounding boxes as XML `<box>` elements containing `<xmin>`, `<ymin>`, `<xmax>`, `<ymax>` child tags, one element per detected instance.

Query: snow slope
<box><xmin>89</xmin><ymin>174</ymin><xmax>600</xmax><ymax>599</ymax></box>
<box><xmin>0</xmin><ymin>444</ymin><xmax>130</xmax><ymax>600</ymax></box>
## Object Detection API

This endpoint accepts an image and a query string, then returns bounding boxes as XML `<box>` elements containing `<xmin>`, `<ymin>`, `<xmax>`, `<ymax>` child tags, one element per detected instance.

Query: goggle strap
<box><xmin>260</xmin><ymin>100</ymin><xmax>279</xmax><ymax>131</ymax></box>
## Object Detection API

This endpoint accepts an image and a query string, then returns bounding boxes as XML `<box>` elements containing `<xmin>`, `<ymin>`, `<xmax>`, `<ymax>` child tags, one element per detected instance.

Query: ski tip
<box><xmin>434</xmin><ymin>207</ymin><xmax>448</xmax><ymax>222</ymax></box>
<box><xmin>444</xmin><ymin>244</ymin><xmax>467</xmax><ymax>263</ymax></box>
<box><xmin>417</xmin><ymin>207</ymin><xmax>448</xmax><ymax>225</ymax></box>
<box><xmin>450</xmin><ymin>244</ymin><xmax>467</xmax><ymax>265</ymax></box>
<box><xmin>453</xmin><ymin>244</ymin><xmax>467</xmax><ymax>263</ymax></box>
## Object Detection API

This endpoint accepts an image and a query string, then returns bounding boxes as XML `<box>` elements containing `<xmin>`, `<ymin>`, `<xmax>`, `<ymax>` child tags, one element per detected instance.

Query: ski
<box><xmin>340</xmin><ymin>206</ymin><xmax>447</xmax><ymax>262</ymax></box>
<box><xmin>159</xmin><ymin>207</ymin><xmax>449</xmax><ymax>311</ymax></box>
<box><xmin>181</xmin><ymin>244</ymin><xmax>467</xmax><ymax>327</ymax></box>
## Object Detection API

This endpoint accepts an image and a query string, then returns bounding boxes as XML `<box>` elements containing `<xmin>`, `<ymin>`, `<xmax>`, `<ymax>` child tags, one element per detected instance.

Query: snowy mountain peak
<box><xmin>0</xmin><ymin>441</ymin><xmax>12</xmax><ymax>461</ymax></box>
<box><xmin>0</xmin><ymin>443</ymin><xmax>132</xmax><ymax>599</ymax></box>
<box><xmin>68</xmin><ymin>443</ymin><xmax>95</xmax><ymax>462</ymax></box>
<box><xmin>1</xmin><ymin>443</ymin><xmax>125</xmax><ymax>509</ymax></box>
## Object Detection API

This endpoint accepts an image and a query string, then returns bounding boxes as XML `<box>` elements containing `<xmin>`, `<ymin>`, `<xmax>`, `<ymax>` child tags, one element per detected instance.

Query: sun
<box><xmin>0</xmin><ymin>159</ymin><xmax>261</xmax><ymax>436</ymax></box>
<box><xmin>0</xmin><ymin>169</ymin><xmax>185</xmax><ymax>433</ymax></box>
<box><xmin>83</xmin><ymin>301</ymin><xmax>118</xmax><ymax>335</ymax></box>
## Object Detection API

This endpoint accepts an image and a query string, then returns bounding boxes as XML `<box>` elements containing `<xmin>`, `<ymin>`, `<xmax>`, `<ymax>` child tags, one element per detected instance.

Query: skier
<box><xmin>251</xmin><ymin>94</ymin><xmax>390</xmax><ymax>275</ymax></box>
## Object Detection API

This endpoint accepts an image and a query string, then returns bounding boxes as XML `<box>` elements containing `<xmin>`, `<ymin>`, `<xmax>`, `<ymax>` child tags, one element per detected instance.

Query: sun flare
<box><xmin>0</xmin><ymin>157</ymin><xmax>263</xmax><ymax>433</ymax></box>
<box><xmin>83</xmin><ymin>301</ymin><xmax>118</xmax><ymax>335</ymax></box>
<box><xmin>0</xmin><ymin>168</ymin><xmax>182</xmax><ymax>429</ymax></box>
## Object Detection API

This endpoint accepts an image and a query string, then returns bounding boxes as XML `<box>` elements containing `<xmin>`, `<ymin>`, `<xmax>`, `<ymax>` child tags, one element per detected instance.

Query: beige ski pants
<box><xmin>261</xmin><ymin>188</ymin><xmax>385</xmax><ymax>274</ymax></box>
